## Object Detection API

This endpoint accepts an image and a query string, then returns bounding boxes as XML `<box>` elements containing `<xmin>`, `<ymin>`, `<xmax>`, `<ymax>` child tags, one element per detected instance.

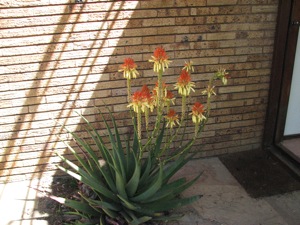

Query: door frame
<box><xmin>264</xmin><ymin>0</ymin><xmax>300</xmax><ymax>147</ymax></box>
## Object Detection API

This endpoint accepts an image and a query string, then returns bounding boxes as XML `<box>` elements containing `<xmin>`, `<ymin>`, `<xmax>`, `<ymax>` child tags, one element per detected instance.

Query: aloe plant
<box><xmin>52</xmin><ymin>47</ymin><xmax>229</xmax><ymax>224</ymax></box>
<box><xmin>53</xmin><ymin>111</ymin><xmax>202</xmax><ymax>224</ymax></box>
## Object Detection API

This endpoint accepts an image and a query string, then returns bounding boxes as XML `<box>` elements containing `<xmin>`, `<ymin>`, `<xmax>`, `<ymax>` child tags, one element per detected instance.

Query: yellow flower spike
<box><xmin>128</xmin><ymin>85</ymin><xmax>155</xmax><ymax>113</ymax></box>
<box><xmin>164</xmin><ymin>90</ymin><xmax>176</xmax><ymax>106</ymax></box>
<box><xmin>153</xmin><ymin>82</ymin><xmax>168</xmax><ymax>107</ymax></box>
<box><xmin>127</xmin><ymin>90</ymin><xmax>143</xmax><ymax>113</ymax></box>
<box><xmin>174</xmin><ymin>70</ymin><xmax>195</xmax><ymax>97</ymax></box>
<box><xmin>128</xmin><ymin>85</ymin><xmax>155</xmax><ymax>138</ymax></box>
<box><xmin>165</xmin><ymin>109</ymin><xmax>180</xmax><ymax>129</ymax></box>
<box><xmin>119</xmin><ymin>58</ymin><xmax>139</xmax><ymax>80</ymax></box>
<box><xmin>190</xmin><ymin>102</ymin><xmax>206</xmax><ymax>124</ymax></box>
<box><xmin>120</xmin><ymin>58</ymin><xmax>139</xmax><ymax>102</ymax></box>
<box><xmin>149</xmin><ymin>47</ymin><xmax>172</xmax><ymax>73</ymax></box>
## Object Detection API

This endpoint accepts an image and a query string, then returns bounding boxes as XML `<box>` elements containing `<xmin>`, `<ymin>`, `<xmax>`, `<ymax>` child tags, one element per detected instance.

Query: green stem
<box><xmin>137</xmin><ymin>106</ymin><xmax>142</xmax><ymax>140</ymax></box>
<box><xmin>206</xmin><ymin>77</ymin><xmax>214</xmax><ymax>117</ymax></box>
<box><xmin>181</xmin><ymin>95</ymin><xmax>186</xmax><ymax>124</ymax></box>
<box><xmin>163</xmin><ymin>137</ymin><xmax>196</xmax><ymax>164</ymax></box>
<box><xmin>166</xmin><ymin>102</ymin><xmax>170</xmax><ymax>114</ymax></box>
<box><xmin>194</xmin><ymin>122</ymin><xmax>199</xmax><ymax>138</ymax></box>
<box><xmin>145</xmin><ymin>107</ymin><xmax>149</xmax><ymax>132</ymax></box>
<box><xmin>152</xmin><ymin>69</ymin><xmax>164</xmax><ymax>139</ymax></box>
<box><xmin>157</xmin><ymin>69</ymin><xmax>163</xmax><ymax>115</ymax></box>
<box><xmin>178</xmin><ymin>95</ymin><xmax>187</xmax><ymax>148</ymax></box>
<box><xmin>159</xmin><ymin>120</ymin><xmax>181</xmax><ymax>158</ymax></box>
<box><xmin>164</xmin><ymin>119</ymin><xmax>208</xmax><ymax>164</ymax></box>
<box><xmin>127</xmin><ymin>79</ymin><xmax>131</xmax><ymax>103</ymax></box>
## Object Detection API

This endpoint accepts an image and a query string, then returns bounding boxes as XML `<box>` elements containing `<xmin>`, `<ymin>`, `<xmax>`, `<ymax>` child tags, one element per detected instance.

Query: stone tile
<box><xmin>189</xmin><ymin>185</ymin><xmax>288</xmax><ymax>225</ymax></box>
<box><xmin>0</xmin><ymin>180</ymin><xmax>49</xmax><ymax>225</ymax></box>
<box><xmin>264</xmin><ymin>191</ymin><xmax>300</xmax><ymax>225</ymax></box>
<box><xmin>174</xmin><ymin>157</ymin><xmax>240</xmax><ymax>186</ymax></box>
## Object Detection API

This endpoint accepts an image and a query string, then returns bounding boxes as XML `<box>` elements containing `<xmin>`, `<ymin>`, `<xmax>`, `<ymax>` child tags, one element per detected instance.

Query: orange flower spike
<box><xmin>152</xmin><ymin>88</ymin><xmax>157</xmax><ymax>98</ymax></box>
<box><xmin>166</xmin><ymin>90</ymin><xmax>174</xmax><ymax>99</ymax></box>
<box><xmin>149</xmin><ymin>47</ymin><xmax>172</xmax><ymax>73</ymax></box>
<box><xmin>174</xmin><ymin>69</ymin><xmax>195</xmax><ymax>96</ymax></box>
<box><xmin>165</xmin><ymin>109</ymin><xmax>180</xmax><ymax>129</ymax></box>
<box><xmin>178</xmin><ymin>70</ymin><xmax>191</xmax><ymax>85</ymax></box>
<box><xmin>165</xmin><ymin>90</ymin><xmax>175</xmax><ymax>105</ymax></box>
<box><xmin>128</xmin><ymin>90</ymin><xmax>143</xmax><ymax>113</ymax></box>
<box><xmin>154</xmin><ymin>47</ymin><xmax>168</xmax><ymax>60</ymax></box>
<box><xmin>190</xmin><ymin>102</ymin><xmax>206</xmax><ymax>124</ymax></box>
<box><xmin>119</xmin><ymin>58</ymin><xmax>139</xmax><ymax>80</ymax></box>
<box><xmin>141</xmin><ymin>84</ymin><xmax>155</xmax><ymax>112</ymax></box>
<box><xmin>128</xmin><ymin>90</ymin><xmax>144</xmax><ymax>139</ymax></box>
<box><xmin>128</xmin><ymin>85</ymin><xmax>155</xmax><ymax>113</ymax></box>
<box><xmin>141</xmin><ymin>84</ymin><xmax>150</xmax><ymax>94</ymax></box>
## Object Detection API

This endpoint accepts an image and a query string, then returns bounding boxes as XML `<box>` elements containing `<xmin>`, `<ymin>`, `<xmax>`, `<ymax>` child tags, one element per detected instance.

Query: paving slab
<box><xmin>264</xmin><ymin>191</ymin><xmax>300</xmax><ymax>225</ymax></box>
<box><xmin>0</xmin><ymin>179</ymin><xmax>50</xmax><ymax>225</ymax></box>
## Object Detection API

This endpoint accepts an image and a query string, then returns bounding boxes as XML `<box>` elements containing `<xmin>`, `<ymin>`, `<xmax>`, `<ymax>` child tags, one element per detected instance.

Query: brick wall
<box><xmin>0</xmin><ymin>0</ymin><xmax>278</xmax><ymax>182</ymax></box>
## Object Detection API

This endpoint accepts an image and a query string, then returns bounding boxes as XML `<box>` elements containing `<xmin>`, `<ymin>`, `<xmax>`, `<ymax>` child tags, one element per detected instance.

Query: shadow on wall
<box><xmin>32</xmin><ymin>1</ymin><xmax>199</xmax><ymax>223</ymax></box>
<box><xmin>0</xmin><ymin>1</ymin><xmax>142</xmax><ymax>223</ymax></box>
<box><xmin>0</xmin><ymin>2</ymin><xmax>143</xmax><ymax>180</ymax></box>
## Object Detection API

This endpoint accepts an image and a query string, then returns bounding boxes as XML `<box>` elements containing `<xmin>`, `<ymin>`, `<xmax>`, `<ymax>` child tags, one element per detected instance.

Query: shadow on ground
<box><xmin>37</xmin><ymin>177</ymin><xmax>78</xmax><ymax>225</ymax></box>
<box><xmin>219</xmin><ymin>149</ymin><xmax>300</xmax><ymax>198</ymax></box>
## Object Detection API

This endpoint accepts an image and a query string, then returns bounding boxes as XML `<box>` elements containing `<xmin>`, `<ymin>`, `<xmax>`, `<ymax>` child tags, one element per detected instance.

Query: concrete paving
<box><xmin>0</xmin><ymin>157</ymin><xmax>299</xmax><ymax>225</ymax></box>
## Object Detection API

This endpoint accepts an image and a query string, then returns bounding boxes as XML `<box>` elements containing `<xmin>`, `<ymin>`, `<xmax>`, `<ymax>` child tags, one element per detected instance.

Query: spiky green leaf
<box><xmin>154</xmin><ymin>121</ymin><xmax>165</xmax><ymax>157</ymax></box>
<box><xmin>49</xmin><ymin>196</ymin><xmax>99</xmax><ymax>217</ymax></box>
<box><xmin>131</xmin><ymin>163</ymin><xmax>163</xmax><ymax>202</ymax></box>
<box><xmin>115</xmin><ymin>169</ymin><xmax>128</xmax><ymax>199</ymax></box>
<box><xmin>145</xmin><ymin>195</ymin><xmax>201</xmax><ymax>212</ymax></box>
<box><xmin>126</xmin><ymin>152</ymin><xmax>141</xmax><ymax>197</ymax></box>
<box><xmin>56</xmin><ymin>155</ymin><xmax>118</xmax><ymax>201</ymax></box>
<box><xmin>118</xmin><ymin>194</ymin><xmax>140</xmax><ymax>211</ymax></box>
<box><xmin>141</xmin><ymin>178</ymin><xmax>186</xmax><ymax>203</ymax></box>
<box><xmin>129</xmin><ymin>216</ymin><xmax>152</xmax><ymax>225</ymax></box>
<box><xmin>139</xmin><ymin>153</ymin><xmax>153</xmax><ymax>186</ymax></box>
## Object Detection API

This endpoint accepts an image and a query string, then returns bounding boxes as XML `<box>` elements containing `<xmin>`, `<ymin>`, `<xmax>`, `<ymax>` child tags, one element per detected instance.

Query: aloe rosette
<box><xmin>53</xmin><ymin>111</ymin><xmax>202</xmax><ymax>225</ymax></box>
<box><xmin>52</xmin><ymin>47</ymin><xmax>229</xmax><ymax>225</ymax></box>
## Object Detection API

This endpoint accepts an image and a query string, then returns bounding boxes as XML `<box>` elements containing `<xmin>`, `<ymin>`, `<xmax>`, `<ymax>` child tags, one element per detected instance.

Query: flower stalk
<box><xmin>157</xmin><ymin>69</ymin><xmax>163</xmax><ymax>115</ymax></box>
<box><xmin>127</xmin><ymin>79</ymin><xmax>131</xmax><ymax>103</ymax></box>
<box><xmin>144</xmin><ymin>107</ymin><xmax>149</xmax><ymax>131</ymax></box>
<box><xmin>137</xmin><ymin>106</ymin><xmax>142</xmax><ymax>140</ymax></box>
<box><xmin>181</xmin><ymin>95</ymin><xmax>187</xmax><ymax>123</ymax></box>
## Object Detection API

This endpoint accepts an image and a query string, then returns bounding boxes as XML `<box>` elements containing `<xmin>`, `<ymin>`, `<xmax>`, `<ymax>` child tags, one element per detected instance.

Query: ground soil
<box><xmin>219</xmin><ymin>149</ymin><xmax>300</xmax><ymax>198</ymax></box>
<box><xmin>38</xmin><ymin>177</ymin><xmax>79</xmax><ymax>225</ymax></box>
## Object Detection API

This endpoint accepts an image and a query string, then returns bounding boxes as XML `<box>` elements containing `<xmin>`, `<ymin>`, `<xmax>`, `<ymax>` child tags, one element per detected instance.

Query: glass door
<box><xmin>284</xmin><ymin>29</ymin><xmax>300</xmax><ymax>136</ymax></box>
